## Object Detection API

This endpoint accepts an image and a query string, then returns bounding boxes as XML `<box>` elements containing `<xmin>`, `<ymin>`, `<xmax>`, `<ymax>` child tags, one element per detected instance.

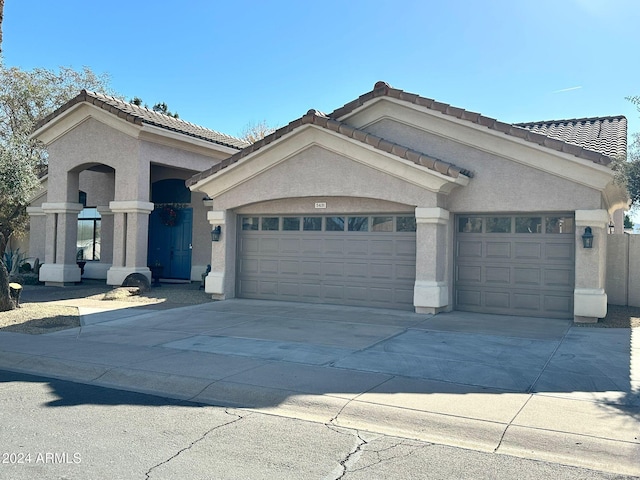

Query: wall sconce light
<box><xmin>608</xmin><ymin>222</ymin><xmax>615</xmax><ymax>234</ymax></box>
<box><xmin>211</xmin><ymin>225</ymin><xmax>222</xmax><ymax>242</ymax></box>
<box><xmin>203</xmin><ymin>196</ymin><xmax>212</xmax><ymax>203</ymax></box>
<box><xmin>581</xmin><ymin>226</ymin><xmax>593</xmax><ymax>249</ymax></box>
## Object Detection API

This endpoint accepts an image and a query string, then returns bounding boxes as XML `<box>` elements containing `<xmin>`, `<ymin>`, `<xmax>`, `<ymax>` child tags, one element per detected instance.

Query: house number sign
<box><xmin>314</xmin><ymin>202</ymin><xmax>327</xmax><ymax>209</ymax></box>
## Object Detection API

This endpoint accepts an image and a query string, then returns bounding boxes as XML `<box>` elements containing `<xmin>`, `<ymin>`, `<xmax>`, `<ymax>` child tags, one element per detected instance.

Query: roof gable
<box><xmin>330</xmin><ymin>82</ymin><xmax>626</xmax><ymax>166</ymax></box>
<box><xmin>187</xmin><ymin>108</ymin><xmax>471</xmax><ymax>188</ymax></box>
<box><xmin>34</xmin><ymin>90</ymin><xmax>250</xmax><ymax>150</ymax></box>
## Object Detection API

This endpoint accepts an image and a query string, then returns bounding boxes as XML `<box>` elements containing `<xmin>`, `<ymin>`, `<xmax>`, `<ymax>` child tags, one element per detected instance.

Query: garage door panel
<box><xmin>546</xmin><ymin>243</ymin><xmax>574</xmax><ymax>261</ymax></box>
<box><xmin>544</xmin><ymin>295</ymin><xmax>572</xmax><ymax>314</ymax></box>
<box><xmin>259</xmin><ymin>280</ymin><xmax>278</xmax><ymax>295</ymax></box>
<box><xmin>280</xmin><ymin>260</ymin><xmax>299</xmax><ymax>275</ymax></box>
<box><xmin>345</xmin><ymin>263</ymin><xmax>368</xmax><ymax>279</ymax></box>
<box><xmin>457</xmin><ymin>241</ymin><xmax>482</xmax><ymax>258</ymax></box>
<box><xmin>486</xmin><ymin>242</ymin><xmax>511</xmax><ymax>258</ymax></box>
<box><xmin>260</xmin><ymin>238</ymin><xmax>280</xmax><ymax>254</ymax></box>
<box><xmin>345</xmin><ymin>285</ymin><xmax>368</xmax><ymax>302</ymax></box>
<box><xmin>370</xmin><ymin>239</ymin><xmax>393</xmax><ymax>256</ymax></box>
<box><xmin>395</xmin><ymin>239</ymin><xmax>417</xmax><ymax>257</ymax></box>
<box><xmin>302</xmin><ymin>239</ymin><xmax>323</xmax><ymax>255</ymax></box>
<box><xmin>456</xmin><ymin>289</ymin><xmax>482</xmax><ymax>307</ymax></box>
<box><xmin>259</xmin><ymin>259</ymin><xmax>278</xmax><ymax>274</ymax></box>
<box><xmin>544</xmin><ymin>268</ymin><xmax>573</xmax><ymax>287</ymax></box>
<box><xmin>485</xmin><ymin>291</ymin><xmax>511</xmax><ymax>309</ymax></box>
<box><xmin>455</xmin><ymin>214</ymin><xmax>574</xmax><ymax>319</ymax></box>
<box><xmin>396</xmin><ymin>264</ymin><xmax>416</xmax><ymax>281</ymax></box>
<box><xmin>240</xmin><ymin>237</ymin><xmax>260</xmax><ymax>254</ymax></box>
<box><xmin>486</xmin><ymin>266</ymin><xmax>510</xmax><ymax>284</ymax></box>
<box><xmin>371</xmin><ymin>263</ymin><xmax>394</xmax><ymax>280</ymax></box>
<box><xmin>513</xmin><ymin>292</ymin><xmax>541</xmax><ymax>310</ymax></box>
<box><xmin>302</xmin><ymin>261</ymin><xmax>322</xmax><ymax>277</ymax></box>
<box><xmin>513</xmin><ymin>267</ymin><xmax>540</xmax><ymax>286</ymax></box>
<box><xmin>457</xmin><ymin>265</ymin><xmax>482</xmax><ymax>283</ymax></box>
<box><xmin>238</xmin><ymin>258</ymin><xmax>259</xmax><ymax>275</ymax></box>
<box><xmin>324</xmin><ymin>239</ymin><xmax>345</xmax><ymax>255</ymax></box>
<box><xmin>322</xmin><ymin>262</ymin><xmax>343</xmax><ymax>277</ymax></box>
<box><xmin>346</xmin><ymin>239</ymin><xmax>369</xmax><ymax>256</ymax></box>
<box><xmin>281</xmin><ymin>238</ymin><xmax>301</xmax><ymax>254</ymax></box>
<box><xmin>514</xmin><ymin>242</ymin><xmax>542</xmax><ymax>260</ymax></box>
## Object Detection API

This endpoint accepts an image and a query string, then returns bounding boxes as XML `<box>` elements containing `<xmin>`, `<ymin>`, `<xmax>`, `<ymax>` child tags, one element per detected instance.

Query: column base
<box><xmin>205</xmin><ymin>272</ymin><xmax>224</xmax><ymax>296</ymax></box>
<box><xmin>40</xmin><ymin>264</ymin><xmax>81</xmax><ymax>286</ymax></box>
<box><xmin>414</xmin><ymin>280</ymin><xmax>448</xmax><ymax>313</ymax></box>
<box><xmin>573</xmin><ymin>288</ymin><xmax>607</xmax><ymax>322</ymax></box>
<box><xmin>107</xmin><ymin>266</ymin><xmax>151</xmax><ymax>286</ymax></box>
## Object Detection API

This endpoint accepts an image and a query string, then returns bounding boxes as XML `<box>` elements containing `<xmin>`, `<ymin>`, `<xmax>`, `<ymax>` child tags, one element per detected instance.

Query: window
<box><xmin>348</xmin><ymin>217</ymin><xmax>368</xmax><ymax>232</ymax></box>
<box><xmin>261</xmin><ymin>217</ymin><xmax>279</xmax><ymax>231</ymax></box>
<box><xmin>486</xmin><ymin>217</ymin><xmax>511</xmax><ymax>233</ymax></box>
<box><xmin>77</xmin><ymin>208</ymin><xmax>101</xmax><ymax>261</ymax></box>
<box><xmin>242</xmin><ymin>217</ymin><xmax>259</xmax><ymax>230</ymax></box>
<box><xmin>303</xmin><ymin>217</ymin><xmax>322</xmax><ymax>231</ymax></box>
<box><xmin>515</xmin><ymin>217</ymin><xmax>542</xmax><ymax>234</ymax></box>
<box><xmin>458</xmin><ymin>217</ymin><xmax>482</xmax><ymax>233</ymax></box>
<box><xmin>372</xmin><ymin>217</ymin><xmax>393</xmax><ymax>232</ymax></box>
<box><xmin>546</xmin><ymin>216</ymin><xmax>575</xmax><ymax>234</ymax></box>
<box><xmin>396</xmin><ymin>217</ymin><xmax>417</xmax><ymax>232</ymax></box>
<box><xmin>326</xmin><ymin>216</ymin><xmax>345</xmax><ymax>231</ymax></box>
<box><xmin>283</xmin><ymin>217</ymin><xmax>300</xmax><ymax>231</ymax></box>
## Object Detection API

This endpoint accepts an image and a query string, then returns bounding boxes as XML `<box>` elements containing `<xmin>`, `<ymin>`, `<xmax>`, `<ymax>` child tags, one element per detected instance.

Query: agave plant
<box><xmin>2</xmin><ymin>248</ymin><xmax>27</xmax><ymax>276</ymax></box>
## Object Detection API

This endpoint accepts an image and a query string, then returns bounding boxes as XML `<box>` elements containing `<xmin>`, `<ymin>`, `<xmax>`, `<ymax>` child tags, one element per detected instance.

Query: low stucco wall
<box><xmin>606</xmin><ymin>234</ymin><xmax>640</xmax><ymax>307</ymax></box>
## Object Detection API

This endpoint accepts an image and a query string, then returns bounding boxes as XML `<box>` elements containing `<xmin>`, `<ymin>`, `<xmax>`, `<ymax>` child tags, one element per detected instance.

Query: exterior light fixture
<box><xmin>608</xmin><ymin>222</ymin><xmax>615</xmax><ymax>234</ymax></box>
<box><xmin>582</xmin><ymin>226</ymin><xmax>593</xmax><ymax>249</ymax></box>
<box><xmin>211</xmin><ymin>225</ymin><xmax>222</xmax><ymax>242</ymax></box>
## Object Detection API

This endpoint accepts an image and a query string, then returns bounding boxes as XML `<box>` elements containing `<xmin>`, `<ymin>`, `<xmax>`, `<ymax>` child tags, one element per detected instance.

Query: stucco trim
<box><xmin>414</xmin><ymin>281</ymin><xmax>449</xmax><ymax>309</ymax></box>
<box><xmin>41</xmin><ymin>202</ymin><xmax>84</xmax><ymax>214</ymax></box>
<box><xmin>109</xmin><ymin>201</ymin><xmax>154</xmax><ymax>214</ymax></box>
<box><xmin>415</xmin><ymin>207</ymin><xmax>450</xmax><ymax>224</ymax></box>
<box><xmin>26</xmin><ymin>206</ymin><xmax>45</xmax><ymax>216</ymax></box>
<box><xmin>191</xmin><ymin>126</ymin><xmax>467</xmax><ymax>199</ymax></box>
<box><xmin>575</xmin><ymin>209</ymin><xmax>609</xmax><ymax>226</ymax></box>
<box><xmin>33</xmin><ymin>103</ymin><xmax>141</xmax><ymax>146</ymax></box>
<box><xmin>207</xmin><ymin>211</ymin><xmax>226</xmax><ymax>225</ymax></box>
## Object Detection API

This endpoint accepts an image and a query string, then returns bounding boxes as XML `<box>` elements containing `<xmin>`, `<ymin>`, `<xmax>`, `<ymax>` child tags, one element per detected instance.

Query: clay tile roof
<box><xmin>186</xmin><ymin>109</ymin><xmax>472</xmax><ymax>187</ymax></box>
<box><xmin>34</xmin><ymin>90</ymin><xmax>250</xmax><ymax>150</ymax></box>
<box><xmin>329</xmin><ymin>82</ymin><xmax>626</xmax><ymax>166</ymax></box>
<box><xmin>514</xmin><ymin>116</ymin><xmax>627</xmax><ymax>161</ymax></box>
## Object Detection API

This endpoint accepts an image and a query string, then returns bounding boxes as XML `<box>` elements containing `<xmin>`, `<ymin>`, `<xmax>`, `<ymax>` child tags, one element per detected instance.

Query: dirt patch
<box><xmin>0</xmin><ymin>303</ymin><xmax>80</xmax><ymax>334</ymax></box>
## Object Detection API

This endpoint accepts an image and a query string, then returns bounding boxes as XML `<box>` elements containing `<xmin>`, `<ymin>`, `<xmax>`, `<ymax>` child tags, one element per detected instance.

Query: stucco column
<box><xmin>39</xmin><ymin>202</ymin><xmax>83</xmax><ymax>286</ymax></box>
<box><xmin>106</xmin><ymin>200</ymin><xmax>154</xmax><ymax>285</ymax></box>
<box><xmin>574</xmin><ymin>209</ymin><xmax>609</xmax><ymax>323</ymax></box>
<box><xmin>26</xmin><ymin>206</ymin><xmax>46</xmax><ymax>263</ymax></box>
<box><xmin>205</xmin><ymin>210</ymin><xmax>230</xmax><ymax>299</ymax></box>
<box><xmin>414</xmin><ymin>207</ymin><xmax>450</xmax><ymax>314</ymax></box>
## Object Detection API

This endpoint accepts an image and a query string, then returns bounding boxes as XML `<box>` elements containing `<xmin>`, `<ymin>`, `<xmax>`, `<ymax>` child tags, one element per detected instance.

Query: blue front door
<box><xmin>148</xmin><ymin>208</ymin><xmax>193</xmax><ymax>279</ymax></box>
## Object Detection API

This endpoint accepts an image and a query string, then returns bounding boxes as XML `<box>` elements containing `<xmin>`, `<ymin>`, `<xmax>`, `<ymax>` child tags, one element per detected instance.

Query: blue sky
<box><xmin>4</xmin><ymin>0</ymin><xmax>640</xmax><ymax>141</ymax></box>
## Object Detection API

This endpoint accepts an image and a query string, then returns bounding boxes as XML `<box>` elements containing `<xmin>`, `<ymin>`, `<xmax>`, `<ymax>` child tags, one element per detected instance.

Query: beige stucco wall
<box><xmin>364</xmin><ymin>118</ymin><xmax>601</xmax><ymax>213</ymax></box>
<box><xmin>235</xmin><ymin>197</ymin><xmax>415</xmax><ymax>215</ymax></box>
<box><xmin>209</xmin><ymin>145</ymin><xmax>440</xmax><ymax>211</ymax></box>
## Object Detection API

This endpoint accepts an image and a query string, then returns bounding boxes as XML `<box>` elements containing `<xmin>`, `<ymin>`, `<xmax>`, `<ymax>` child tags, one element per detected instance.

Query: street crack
<box><xmin>144</xmin><ymin>408</ymin><xmax>245</xmax><ymax>479</ymax></box>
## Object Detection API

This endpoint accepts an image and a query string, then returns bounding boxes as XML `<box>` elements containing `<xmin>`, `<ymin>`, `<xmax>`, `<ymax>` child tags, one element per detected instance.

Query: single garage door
<box><xmin>455</xmin><ymin>214</ymin><xmax>575</xmax><ymax>318</ymax></box>
<box><xmin>237</xmin><ymin>215</ymin><xmax>416</xmax><ymax>310</ymax></box>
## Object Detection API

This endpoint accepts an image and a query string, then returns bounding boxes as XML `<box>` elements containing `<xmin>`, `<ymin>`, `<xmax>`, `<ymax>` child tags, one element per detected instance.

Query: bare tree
<box><xmin>239</xmin><ymin>120</ymin><xmax>276</xmax><ymax>144</ymax></box>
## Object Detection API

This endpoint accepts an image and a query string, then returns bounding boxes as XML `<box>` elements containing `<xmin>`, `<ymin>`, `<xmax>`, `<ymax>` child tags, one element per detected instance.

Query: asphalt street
<box><xmin>0</xmin><ymin>369</ymin><xmax>636</xmax><ymax>480</ymax></box>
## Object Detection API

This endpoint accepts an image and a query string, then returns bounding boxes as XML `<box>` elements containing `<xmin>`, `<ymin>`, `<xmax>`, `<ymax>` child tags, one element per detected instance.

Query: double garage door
<box><xmin>455</xmin><ymin>214</ymin><xmax>575</xmax><ymax>318</ymax></box>
<box><xmin>237</xmin><ymin>215</ymin><xmax>416</xmax><ymax>310</ymax></box>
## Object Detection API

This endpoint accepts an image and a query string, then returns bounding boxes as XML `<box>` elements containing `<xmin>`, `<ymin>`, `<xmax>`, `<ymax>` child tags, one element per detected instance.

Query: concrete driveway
<box><xmin>0</xmin><ymin>298</ymin><xmax>638</xmax><ymax>475</ymax></box>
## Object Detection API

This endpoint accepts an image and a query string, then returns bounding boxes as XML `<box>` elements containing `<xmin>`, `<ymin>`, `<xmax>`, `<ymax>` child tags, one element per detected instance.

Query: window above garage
<box><xmin>457</xmin><ymin>214</ymin><xmax>575</xmax><ymax>235</ymax></box>
<box><xmin>241</xmin><ymin>215</ymin><xmax>416</xmax><ymax>233</ymax></box>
